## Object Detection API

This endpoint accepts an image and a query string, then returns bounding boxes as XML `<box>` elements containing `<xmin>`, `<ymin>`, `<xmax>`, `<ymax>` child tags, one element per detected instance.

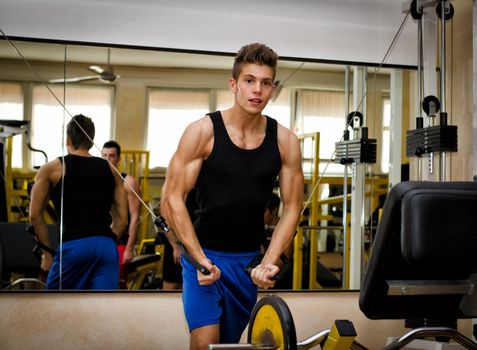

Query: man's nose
<box><xmin>253</xmin><ymin>81</ymin><xmax>262</xmax><ymax>92</ymax></box>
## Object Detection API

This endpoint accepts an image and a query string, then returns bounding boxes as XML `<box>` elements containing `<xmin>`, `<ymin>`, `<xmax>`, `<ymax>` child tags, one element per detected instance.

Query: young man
<box><xmin>102</xmin><ymin>140</ymin><xmax>142</xmax><ymax>288</ymax></box>
<box><xmin>29</xmin><ymin>114</ymin><xmax>128</xmax><ymax>289</ymax></box>
<box><xmin>160</xmin><ymin>43</ymin><xmax>304</xmax><ymax>349</ymax></box>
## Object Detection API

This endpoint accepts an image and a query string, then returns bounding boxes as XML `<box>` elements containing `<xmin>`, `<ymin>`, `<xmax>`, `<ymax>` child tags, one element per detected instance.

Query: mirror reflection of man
<box><xmin>102</xmin><ymin>141</ymin><xmax>142</xmax><ymax>288</ymax></box>
<box><xmin>29</xmin><ymin>114</ymin><xmax>128</xmax><ymax>289</ymax></box>
<box><xmin>262</xmin><ymin>192</ymin><xmax>294</xmax><ymax>290</ymax></box>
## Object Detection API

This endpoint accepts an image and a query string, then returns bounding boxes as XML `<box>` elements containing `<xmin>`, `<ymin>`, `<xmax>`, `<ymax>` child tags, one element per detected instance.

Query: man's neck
<box><xmin>68</xmin><ymin>148</ymin><xmax>91</xmax><ymax>157</ymax></box>
<box><xmin>223</xmin><ymin>107</ymin><xmax>264</xmax><ymax>132</ymax></box>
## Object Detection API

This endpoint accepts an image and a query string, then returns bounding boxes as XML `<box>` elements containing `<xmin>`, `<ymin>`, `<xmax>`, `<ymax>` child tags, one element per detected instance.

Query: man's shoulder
<box><xmin>123</xmin><ymin>174</ymin><xmax>141</xmax><ymax>190</ymax></box>
<box><xmin>276</xmin><ymin>123</ymin><xmax>299</xmax><ymax>143</ymax></box>
<box><xmin>184</xmin><ymin>114</ymin><xmax>214</xmax><ymax>139</ymax></box>
<box><xmin>40</xmin><ymin>157</ymin><xmax>62</xmax><ymax>172</ymax></box>
<box><xmin>34</xmin><ymin>158</ymin><xmax>62</xmax><ymax>183</ymax></box>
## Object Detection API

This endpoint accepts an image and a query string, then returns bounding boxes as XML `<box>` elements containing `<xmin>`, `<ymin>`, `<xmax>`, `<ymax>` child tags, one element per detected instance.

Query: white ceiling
<box><xmin>0</xmin><ymin>0</ymin><xmax>417</xmax><ymax>66</ymax></box>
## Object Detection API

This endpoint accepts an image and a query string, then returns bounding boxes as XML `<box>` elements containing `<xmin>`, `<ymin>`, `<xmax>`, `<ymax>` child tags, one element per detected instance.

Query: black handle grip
<box><xmin>154</xmin><ymin>216</ymin><xmax>210</xmax><ymax>275</ymax></box>
<box><xmin>245</xmin><ymin>254</ymin><xmax>291</xmax><ymax>281</ymax></box>
<box><xmin>26</xmin><ymin>224</ymin><xmax>56</xmax><ymax>256</ymax></box>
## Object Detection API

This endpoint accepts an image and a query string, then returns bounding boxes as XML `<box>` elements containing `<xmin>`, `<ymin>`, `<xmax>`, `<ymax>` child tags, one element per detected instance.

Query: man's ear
<box><xmin>229</xmin><ymin>77</ymin><xmax>237</xmax><ymax>94</ymax></box>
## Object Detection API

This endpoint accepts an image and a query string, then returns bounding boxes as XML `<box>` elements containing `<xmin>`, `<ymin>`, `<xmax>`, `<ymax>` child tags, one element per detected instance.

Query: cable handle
<box><xmin>245</xmin><ymin>254</ymin><xmax>291</xmax><ymax>281</ymax></box>
<box><xmin>154</xmin><ymin>216</ymin><xmax>211</xmax><ymax>276</ymax></box>
<box><xmin>26</xmin><ymin>224</ymin><xmax>56</xmax><ymax>257</ymax></box>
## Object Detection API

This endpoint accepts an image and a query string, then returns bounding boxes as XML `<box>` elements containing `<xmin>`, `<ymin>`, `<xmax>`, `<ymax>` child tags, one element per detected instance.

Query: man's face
<box><xmin>230</xmin><ymin>63</ymin><xmax>275</xmax><ymax>115</ymax></box>
<box><xmin>102</xmin><ymin>147</ymin><xmax>120</xmax><ymax>167</ymax></box>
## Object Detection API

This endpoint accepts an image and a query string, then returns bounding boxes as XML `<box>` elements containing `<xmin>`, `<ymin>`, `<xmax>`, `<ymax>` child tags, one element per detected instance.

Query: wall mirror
<box><xmin>0</xmin><ymin>35</ymin><xmax>415</xmax><ymax>291</ymax></box>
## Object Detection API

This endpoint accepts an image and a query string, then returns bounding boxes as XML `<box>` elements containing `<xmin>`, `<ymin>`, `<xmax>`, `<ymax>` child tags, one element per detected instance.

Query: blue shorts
<box><xmin>181</xmin><ymin>249</ymin><xmax>260</xmax><ymax>343</ymax></box>
<box><xmin>47</xmin><ymin>236</ymin><xmax>119</xmax><ymax>290</ymax></box>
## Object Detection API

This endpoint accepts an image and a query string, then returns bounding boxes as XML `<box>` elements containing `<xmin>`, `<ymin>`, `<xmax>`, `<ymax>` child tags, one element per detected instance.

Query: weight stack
<box><xmin>335</xmin><ymin>138</ymin><xmax>377</xmax><ymax>164</ymax></box>
<box><xmin>406</xmin><ymin>125</ymin><xmax>458</xmax><ymax>157</ymax></box>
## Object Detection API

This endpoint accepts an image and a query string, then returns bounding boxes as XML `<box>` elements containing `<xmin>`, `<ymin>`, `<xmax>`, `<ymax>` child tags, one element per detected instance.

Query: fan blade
<box><xmin>48</xmin><ymin>75</ymin><xmax>99</xmax><ymax>83</ymax></box>
<box><xmin>89</xmin><ymin>65</ymin><xmax>104</xmax><ymax>74</ymax></box>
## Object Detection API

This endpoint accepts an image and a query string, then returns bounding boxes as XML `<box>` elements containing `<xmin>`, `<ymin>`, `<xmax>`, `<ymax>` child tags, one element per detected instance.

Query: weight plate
<box><xmin>247</xmin><ymin>295</ymin><xmax>297</xmax><ymax>350</ymax></box>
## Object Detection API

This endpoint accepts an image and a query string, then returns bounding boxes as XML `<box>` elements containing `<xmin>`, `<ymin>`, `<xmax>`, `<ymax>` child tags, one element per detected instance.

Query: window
<box><xmin>31</xmin><ymin>84</ymin><xmax>113</xmax><ymax>166</ymax></box>
<box><xmin>147</xmin><ymin>89</ymin><xmax>209</xmax><ymax>168</ymax></box>
<box><xmin>381</xmin><ymin>98</ymin><xmax>391</xmax><ymax>173</ymax></box>
<box><xmin>0</xmin><ymin>82</ymin><xmax>24</xmax><ymax>168</ymax></box>
<box><xmin>296</xmin><ymin>90</ymin><xmax>346</xmax><ymax>175</ymax></box>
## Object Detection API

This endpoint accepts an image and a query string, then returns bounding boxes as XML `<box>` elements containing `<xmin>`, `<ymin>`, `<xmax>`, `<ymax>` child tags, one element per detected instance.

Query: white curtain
<box><xmin>31</xmin><ymin>84</ymin><xmax>113</xmax><ymax>166</ymax></box>
<box><xmin>296</xmin><ymin>89</ymin><xmax>347</xmax><ymax>175</ymax></box>
<box><xmin>147</xmin><ymin>89</ymin><xmax>209</xmax><ymax>168</ymax></box>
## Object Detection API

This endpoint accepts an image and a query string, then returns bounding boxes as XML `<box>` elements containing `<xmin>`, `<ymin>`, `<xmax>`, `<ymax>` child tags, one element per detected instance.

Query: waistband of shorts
<box><xmin>61</xmin><ymin>235</ymin><xmax>115</xmax><ymax>247</ymax></box>
<box><xmin>203</xmin><ymin>248</ymin><xmax>260</xmax><ymax>260</ymax></box>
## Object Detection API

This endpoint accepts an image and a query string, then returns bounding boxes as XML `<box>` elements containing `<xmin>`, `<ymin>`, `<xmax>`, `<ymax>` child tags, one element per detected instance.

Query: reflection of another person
<box><xmin>162</xmin><ymin>189</ymin><xmax>198</xmax><ymax>290</ymax></box>
<box><xmin>262</xmin><ymin>192</ymin><xmax>280</xmax><ymax>249</ymax></box>
<box><xmin>102</xmin><ymin>141</ymin><xmax>142</xmax><ymax>289</ymax></box>
<box><xmin>160</xmin><ymin>43</ymin><xmax>304</xmax><ymax>349</ymax></box>
<box><xmin>29</xmin><ymin>114</ymin><xmax>128</xmax><ymax>289</ymax></box>
<box><xmin>262</xmin><ymin>192</ymin><xmax>294</xmax><ymax>289</ymax></box>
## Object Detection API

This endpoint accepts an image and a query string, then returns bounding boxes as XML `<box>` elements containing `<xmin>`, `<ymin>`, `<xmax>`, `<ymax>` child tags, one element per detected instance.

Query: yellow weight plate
<box><xmin>247</xmin><ymin>295</ymin><xmax>297</xmax><ymax>350</ymax></box>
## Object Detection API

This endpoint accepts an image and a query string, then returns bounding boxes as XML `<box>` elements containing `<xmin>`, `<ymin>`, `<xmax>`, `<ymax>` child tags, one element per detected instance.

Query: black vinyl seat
<box><xmin>0</xmin><ymin>222</ymin><xmax>58</xmax><ymax>288</ymax></box>
<box><xmin>359</xmin><ymin>181</ymin><xmax>477</xmax><ymax>349</ymax></box>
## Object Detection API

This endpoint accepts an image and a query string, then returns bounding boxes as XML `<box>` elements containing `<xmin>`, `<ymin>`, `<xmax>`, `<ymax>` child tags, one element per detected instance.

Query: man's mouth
<box><xmin>249</xmin><ymin>98</ymin><xmax>262</xmax><ymax>105</ymax></box>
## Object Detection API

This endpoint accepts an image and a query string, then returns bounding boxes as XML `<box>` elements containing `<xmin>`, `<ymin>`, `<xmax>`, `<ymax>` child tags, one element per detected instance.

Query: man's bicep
<box><xmin>29</xmin><ymin>168</ymin><xmax>50</xmax><ymax>215</ymax></box>
<box><xmin>166</xmin><ymin>152</ymin><xmax>202</xmax><ymax>197</ymax></box>
<box><xmin>279</xmin><ymin>135</ymin><xmax>304</xmax><ymax>206</ymax></box>
<box><xmin>167</xmin><ymin>121</ymin><xmax>208</xmax><ymax>195</ymax></box>
<box><xmin>125</xmin><ymin>177</ymin><xmax>141</xmax><ymax>212</ymax></box>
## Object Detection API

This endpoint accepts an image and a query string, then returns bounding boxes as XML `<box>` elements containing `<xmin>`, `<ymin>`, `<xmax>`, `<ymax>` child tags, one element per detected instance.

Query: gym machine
<box><xmin>405</xmin><ymin>0</ymin><xmax>457</xmax><ymax>182</ymax></box>
<box><xmin>335</xmin><ymin>109</ymin><xmax>377</xmax><ymax>290</ymax></box>
<box><xmin>0</xmin><ymin>120</ymin><xmax>47</xmax><ymax>222</ymax></box>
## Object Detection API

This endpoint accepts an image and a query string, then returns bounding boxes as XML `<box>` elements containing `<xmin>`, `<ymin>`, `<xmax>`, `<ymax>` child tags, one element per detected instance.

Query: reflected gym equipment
<box><xmin>0</xmin><ymin>222</ymin><xmax>58</xmax><ymax>289</ymax></box>
<box><xmin>209</xmin><ymin>295</ymin><xmax>359</xmax><ymax>350</ymax></box>
<box><xmin>122</xmin><ymin>253</ymin><xmax>162</xmax><ymax>290</ymax></box>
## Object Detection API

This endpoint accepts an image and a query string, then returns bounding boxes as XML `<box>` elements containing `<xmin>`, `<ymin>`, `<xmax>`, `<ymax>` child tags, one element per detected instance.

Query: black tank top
<box><xmin>50</xmin><ymin>154</ymin><xmax>116</xmax><ymax>242</ymax></box>
<box><xmin>194</xmin><ymin>111</ymin><xmax>281</xmax><ymax>252</ymax></box>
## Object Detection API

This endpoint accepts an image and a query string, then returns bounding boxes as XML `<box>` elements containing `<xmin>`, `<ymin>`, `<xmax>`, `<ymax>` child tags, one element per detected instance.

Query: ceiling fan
<box><xmin>48</xmin><ymin>47</ymin><xmax>120</xmax><ymax>84</ymax></box>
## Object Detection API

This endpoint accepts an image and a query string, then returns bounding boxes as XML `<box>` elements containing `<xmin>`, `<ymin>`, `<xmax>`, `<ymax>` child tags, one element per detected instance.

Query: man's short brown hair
<box><xmin>67</xmin><ymin>114</ymin><xmax>95</xmax><ymax>150</ymax></box>
<box><xmin>232</xmin><ymin>43</ymin><xmax>278</xmax><ymax>80</ymax></box>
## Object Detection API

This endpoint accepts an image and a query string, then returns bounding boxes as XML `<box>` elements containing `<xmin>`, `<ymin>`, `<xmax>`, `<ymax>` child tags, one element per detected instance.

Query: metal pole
<box><xmin>439</xmin><ymin>0</ymin><xmax>447</xmax><ymax>181</ymax></box>
<box><xmin>417</xmin><ymin>11</ymin><xmax>423</xmax><ymax>180</ymax></box>
<box><xmin>360</xmin><ymin>68</ymin><xmax>367</xmax><ymax>283</ymax></box>
<box><xmin>342</xmin><ymin>65</ymin><xmax>350</xmax><ymax>289</ymax></box>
